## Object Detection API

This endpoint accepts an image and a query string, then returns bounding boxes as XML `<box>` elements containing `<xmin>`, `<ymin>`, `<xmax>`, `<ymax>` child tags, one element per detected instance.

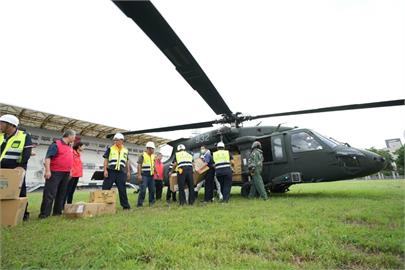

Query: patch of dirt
<box><xmin>132</xmin><ymin>251</ymin><xmax>154</xmax><ymax>263</ymax></box>
<box><xmin>343</xmin><ymin>217</ymin><xmax>378</xmax><ymax>228</ymax></box>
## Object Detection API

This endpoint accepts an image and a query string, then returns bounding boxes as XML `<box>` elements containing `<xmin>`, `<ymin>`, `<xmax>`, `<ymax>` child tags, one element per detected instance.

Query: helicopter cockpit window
<box><xmin>312</xmin><ymin>131</ymin><xmax>339</xmax><ymax>149</ymax></box>
<box><xmin>291</xmin><ymin>132</ymin><xmax>323</xmax><ymax>153</ymax></box>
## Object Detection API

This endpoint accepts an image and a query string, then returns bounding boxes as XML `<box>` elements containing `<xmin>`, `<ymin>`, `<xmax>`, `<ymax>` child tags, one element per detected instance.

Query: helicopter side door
<box><xmin>258</xmin><ymin>134</ymin><xmax>290</xmax><ymax>183</ymax></box>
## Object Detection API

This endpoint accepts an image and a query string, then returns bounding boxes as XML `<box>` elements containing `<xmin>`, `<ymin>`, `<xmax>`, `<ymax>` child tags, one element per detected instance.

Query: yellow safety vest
<box><xmin>175</xmin><ymin>151</ymin><xmax>193</xmax><ymax>168</ymax></box>
<box><xmin>0</xmin><ymin>130</ymin><xmax>27</xmax><ymax>163</ymax></box>
<box><xmin>141</xmin><ymin>152</ymin><xmax>155</xmax><ymax>176</ymax></box>
<box><xmin>108</xmin><ymin>145</ymin><xmax>128</xmax><ymax>171</ymax></box>
<box><xmin>213</xmin><ymin>150</ymin><xmax>231</xmax><ymax>170</ymax></box>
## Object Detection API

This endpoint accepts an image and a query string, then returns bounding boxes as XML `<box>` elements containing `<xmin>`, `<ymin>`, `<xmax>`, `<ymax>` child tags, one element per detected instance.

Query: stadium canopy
<box><xmin>0</xmin><ymin>103</ymin><xmax>170</xmax><ymax>146</ymax></box>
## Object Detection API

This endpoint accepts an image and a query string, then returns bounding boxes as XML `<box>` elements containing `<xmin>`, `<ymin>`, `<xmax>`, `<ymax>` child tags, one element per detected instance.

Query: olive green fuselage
<box><xmin>163</xmin><ymin>126</ymin><xmax>385</xmax><ymax>192</ymax></box>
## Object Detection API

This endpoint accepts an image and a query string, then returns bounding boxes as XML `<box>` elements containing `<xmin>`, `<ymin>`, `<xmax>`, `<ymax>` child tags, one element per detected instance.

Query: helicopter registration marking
<box><xmin>195</xmin><ymin>134</ymin><xmax>209</xmax><ymax>144</ymax></box>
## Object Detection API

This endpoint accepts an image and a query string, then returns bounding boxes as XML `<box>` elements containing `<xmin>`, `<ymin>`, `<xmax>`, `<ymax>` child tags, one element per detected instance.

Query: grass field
<box><xmin>1</xmin><ymin>180</ymin><xmax>404</xmax><ymax>269</ymax></box>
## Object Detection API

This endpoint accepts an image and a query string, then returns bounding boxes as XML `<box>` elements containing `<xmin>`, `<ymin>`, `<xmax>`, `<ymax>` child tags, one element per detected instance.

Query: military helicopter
<box><xmin>109</xmin><ymin>1</ymin><xmax>404</xmax><ymax>195</ymax></box>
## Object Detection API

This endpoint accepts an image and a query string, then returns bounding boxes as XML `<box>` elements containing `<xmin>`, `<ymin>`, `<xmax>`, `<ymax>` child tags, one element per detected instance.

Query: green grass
<box><xmin>1</xmin><ymin>180</ymin><xmax>404</xmax><ymax>269</ymax></box>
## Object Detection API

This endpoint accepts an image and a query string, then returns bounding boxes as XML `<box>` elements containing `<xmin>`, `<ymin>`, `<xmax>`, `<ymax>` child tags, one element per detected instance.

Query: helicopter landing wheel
<box><xmin>270</xmin><ymin>185</ymin><xmax>290</xmax><ymax>193</ymax></box>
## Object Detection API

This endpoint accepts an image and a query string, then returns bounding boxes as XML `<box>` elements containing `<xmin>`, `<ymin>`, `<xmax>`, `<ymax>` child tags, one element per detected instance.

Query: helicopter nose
<box><xmin>361</xmin><ymin>150</ymin><xmax>387</xmax><ymax>174</ymax></box>
<box><xmin>373</xmin><ymin>155</ymin><xmax>387</xmax><ymax>170</ymax></box>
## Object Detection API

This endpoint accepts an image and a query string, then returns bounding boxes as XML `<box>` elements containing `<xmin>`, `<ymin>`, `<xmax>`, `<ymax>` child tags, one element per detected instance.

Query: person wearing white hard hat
<box><xmin>0</xmin><ymin>114</ymin><xmax>34</xmax><ymax>220</ymax></box>
<box><xmin>102</xmin><ymin>132</ymin><xmax>131</xmax><ymax>210</ymax></box>
<box><xmin>136</xmin><ymin>141</ymin><xmax>156</xmax><ymax>207</ymax></box>
<box><xmin>213</xmin><ymin>141</ymin><xmax>234</xmax><ymax>203</ymax></box>
<box><xmin>199</xmin><ymin>145</ymin><xmax>216</xmax><ymax>203</ymax></box>
<box><xmin>170</xmin><ymin>144</ymin><xmax>195</xmax><ymax>206</ymax></box>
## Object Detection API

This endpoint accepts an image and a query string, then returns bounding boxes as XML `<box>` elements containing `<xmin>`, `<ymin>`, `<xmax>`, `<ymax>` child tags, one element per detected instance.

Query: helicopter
<box><xmin>109</xmin><ymin>1</ymin><xmax>404</xmax><ymax>195</ymax></box>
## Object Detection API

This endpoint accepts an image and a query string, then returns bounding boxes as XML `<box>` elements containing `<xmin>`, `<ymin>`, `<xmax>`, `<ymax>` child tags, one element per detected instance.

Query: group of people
<box><xmin>0</xmin><ymin>113</ymin><xmax>269</xmax><ymax>221</ymax></box>
<box><xmin>99</xmin><ymin>131</ymin><xmax>269</xmax><ymax>209</ymax></box>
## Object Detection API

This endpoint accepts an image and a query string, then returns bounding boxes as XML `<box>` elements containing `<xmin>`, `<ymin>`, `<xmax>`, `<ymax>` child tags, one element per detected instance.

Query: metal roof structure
<box><xmin>0</xmin><ymin>103</ymin><xmax>170</xmax><ymax>146</ymax></box>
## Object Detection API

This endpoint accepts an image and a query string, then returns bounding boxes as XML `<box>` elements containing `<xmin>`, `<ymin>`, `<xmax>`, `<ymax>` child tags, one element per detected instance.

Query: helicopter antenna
<box><xmin>275</xmin><ymin>123</ymin><xmax>286</xmax><ymax>132</ymax></box>
<box><xmin>256</xmin><ymin>121</ymin><xmax>262</xmax><ymax>126</ymax></box>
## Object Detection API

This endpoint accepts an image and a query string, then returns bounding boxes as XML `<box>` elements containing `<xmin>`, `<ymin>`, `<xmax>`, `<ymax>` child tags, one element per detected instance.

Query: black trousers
<box><xmin>18</xmin><ymin>175</ymin><xmax>30</xmax><ymax>219</ymax></box>
<box><xmin>177</xmin><ymin>168</ymin><xmax>195</xmax><ymax>205</ymax></box>
<box><xmin>65</xmin><ymin>177</ymin><xmax>79</xmax><ymax>204</ymax></box>
<box><xmin>203</xmin><ymin>167</ymin><xmax>215</xmax><ymax>202</ymax></box>
<box><xmin>166</xmin><ymin>187</ymin><xmax>177</xmax><ymax>202</ymax></box>
<box><xmin>217</xmin><ymin>172</ymin><xmax>233</xmax><ymax>202</ymax></box>
<box><xmin>155</xmin><ymin>179</ymin><xmax>163</xmax><ymax>200</ymax></box>
<box><xmin>39</xmin><ymin>171</ymin><xmax>70</xmax><ymax>218</ymax></box>
<box><xmin>102</xmin><ymin>169</ymin><xmax>130</xmax><ymax>209</ymax></box>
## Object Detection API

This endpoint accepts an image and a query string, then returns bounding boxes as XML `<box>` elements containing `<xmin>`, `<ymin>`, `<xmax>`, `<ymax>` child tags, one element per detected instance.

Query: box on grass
<box><xmin>1</xmin><ymin>197</ymin><xmax>28</xmax><ymax>227</ymax></box>
<box><xmin>64</xmin><ymin>202</ymin><xmax>116</xmax><ymax>219</ymax></box>
<box><xmin>89</xmin><ymin>189</ymin><xmax>116</xmax><ymax>204</ymax></box>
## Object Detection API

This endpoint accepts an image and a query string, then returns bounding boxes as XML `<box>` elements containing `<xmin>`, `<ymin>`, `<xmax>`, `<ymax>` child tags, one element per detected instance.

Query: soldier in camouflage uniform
<box><xmin>248</xmin><ymin>141</ymin><xmax>268</xmax><ymax>200</ymax></box>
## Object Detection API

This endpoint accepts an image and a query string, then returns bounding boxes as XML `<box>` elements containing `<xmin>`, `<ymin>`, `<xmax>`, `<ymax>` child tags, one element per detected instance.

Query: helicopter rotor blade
<box><xmin>113</xmin><ymin>0</ymin><xmax>232</xmax><ymax>116</ymax></box>
<box><xmin>249</xmin><ymin>99</ymin><xmax>405</xmax><ymax>121</ymax></box>
<box><xmin>107</xmin><ymin>120</ymin><xmax>216</xmax><ymax>138</ymax></box>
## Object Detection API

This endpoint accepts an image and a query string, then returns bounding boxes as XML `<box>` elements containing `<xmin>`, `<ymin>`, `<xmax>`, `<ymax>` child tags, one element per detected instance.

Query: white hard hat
<box><xmin>0</xmin><ymin>114</ymin><xmax>19</xmax><ymax>126</ymax></box>
<box><xmin>217</xmin><ymin>141</ymin><xmax>225</xmax><ymax>148</ymax></box>
<box><xmin>146</xmin><ymin>141</ymin><xmax>155</xmax><ymax>149</ymax></box>
<box><xmin>113</xmin><ymin>133</ymin><xmax>125</xmax><ymax>140</ymax></box>
<box><xmin>177</xmin><ymin>144</ymin><xmax>186</xmax><ymax>151</ymax></box>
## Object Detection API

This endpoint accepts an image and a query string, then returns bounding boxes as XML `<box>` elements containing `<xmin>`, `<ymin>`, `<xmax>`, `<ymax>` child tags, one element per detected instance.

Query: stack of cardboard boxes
<box><xmin>63</xmin><ymin>189</ymin><xmax>117</xmax><ymax>219</ymax></box>
<box><xmin>169</xmin><ymin>158</ymin><xmax>210</xmax><ymax>192</ymax></box>
<box><xmin>0</xmin><ymin>168</ymin><xmax>28</xmax><ymax>227</ymax></box>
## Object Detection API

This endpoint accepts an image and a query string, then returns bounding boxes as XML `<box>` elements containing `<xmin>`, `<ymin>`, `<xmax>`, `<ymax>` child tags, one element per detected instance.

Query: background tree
<box><xmin>394</xmin><ymin>146</ymin><xmax>404</xmax><ymax>176</ymax></box>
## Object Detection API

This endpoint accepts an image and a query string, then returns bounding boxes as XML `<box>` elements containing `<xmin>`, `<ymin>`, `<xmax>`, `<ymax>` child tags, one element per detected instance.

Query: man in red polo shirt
<box><xmin>38</xmin><ymin>129</ymin><xmax>76</xmax><ymax>219</ymax></box>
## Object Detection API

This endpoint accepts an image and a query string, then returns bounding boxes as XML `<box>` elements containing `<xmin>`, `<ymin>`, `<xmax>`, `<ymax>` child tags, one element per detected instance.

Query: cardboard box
<box><xmin>194</xmin><ymin>158</ymin><xmax>209</xmax><ymax>175</ymax></box>
<box><xmin>170</xmin><ymin>173</ymin><xmax>178</xmax><ymax>192</ymax></box>
<box><xmin>169</xmin><ymin>173</ymin><xmax>191</xmax><ymax>192</ymax></box>
<box><xmin>64</xmin><ymin>202</ymin><xmax>116</xmax><ymax>219</ymax></box>
<box><xmin>96</xmin><ymin>203</ymin><xmax>116</xmax><ymax>216</ymax></box>
<box><xmin>89</xmin><ymin>190</ymin><xmax>116</xmax><ymax>204</ymax></box>
<box><xmin>0</xmin><ymin>168</ymin><xmax>25</xmax><ymax>200</ymax></box>
<box><xmin>232</xmin><ymin>154</ymin><xmax>242</xmax><ymax>175</ymax></box>
<box><xmin>232</xmin><ymin>174</ymin><xmax>243</xmax><ymax>182</ymax></box>
<box><xmin>193</xmin><ymin>171</ymin><xmax>206</xmax><ymax>185</ymax></box>
<box><xmin>1</xmin><ymin>197</ymin><xmax>28</xmax><ymax>227</ymax></box>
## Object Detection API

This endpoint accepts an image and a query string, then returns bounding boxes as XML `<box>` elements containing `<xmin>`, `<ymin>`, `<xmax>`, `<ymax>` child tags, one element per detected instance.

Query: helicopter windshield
<box><xmin>312</xmin><ymin>131</ymin><xmax>341</xmax><ymax>148</ymax></box>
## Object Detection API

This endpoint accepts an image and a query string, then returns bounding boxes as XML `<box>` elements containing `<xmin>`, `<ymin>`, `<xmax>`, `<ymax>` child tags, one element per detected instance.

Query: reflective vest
<box><xmin>175</xmin><ymin>151</ymin><xmax>193</xmax><ymax>168</ymax></box>
<box><xmin>108</xmin><ymin>145</ymin><xmax>129</xmax><ymax>171</ymax></box>
<box><xmin>213</xmin><ymin>150</ymin><xmax>231</xmax><ymax>170</ymax></box>
<box><xmin>141</xmin><ymin>152</ymin><xmax>155</xmax><ymax>176</ymax></box>
<box><xmin>0</xmin><ymin>130</ymin><xmax>26</xmax><ymax>164</ymax></box>
<box><xmin>50</xmin><ymin>139</ymin><xmax>74</xmax><ymax>172</ymax></box>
